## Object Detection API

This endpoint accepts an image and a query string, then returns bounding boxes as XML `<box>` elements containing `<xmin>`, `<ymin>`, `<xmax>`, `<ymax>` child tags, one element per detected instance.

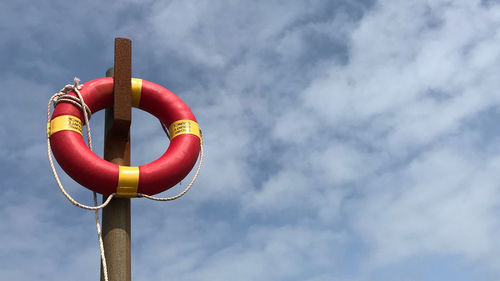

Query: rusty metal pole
<box><xmin>100</xmin><ymin>38</ymin><xmax>132</xmax><ymax>281</ymax></box>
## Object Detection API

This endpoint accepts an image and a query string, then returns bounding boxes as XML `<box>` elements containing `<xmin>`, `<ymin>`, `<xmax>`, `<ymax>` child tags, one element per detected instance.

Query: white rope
<box><xmin>47</xmin><ymin>78</ymin><xmax>111</xmax><ymax>281</ymax></box>
<box><xmin>47</xmin><ymin>78</ymin><xmax>204</xmax><ymax>281</ymax></box>
<box><xmin>138</xmin><ymin>142</ymin><xmax>203</xmax><ymax>201</ymax></box>
<box><xmin>46</xmin><ymin>141</ymin><xmax>115</xmax><ymax>210</ymax></box>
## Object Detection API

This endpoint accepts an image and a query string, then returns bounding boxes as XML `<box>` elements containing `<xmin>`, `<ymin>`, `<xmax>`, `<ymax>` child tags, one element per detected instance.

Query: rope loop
<box><xmin>47</xmin><ymin>77</ymin><xmax>204</xmax><ymax>206</ymax></box>
<box><xmin>137</xmin><ymin>141</ymin><xmax>203</xmax><ymax>201</ymax></box>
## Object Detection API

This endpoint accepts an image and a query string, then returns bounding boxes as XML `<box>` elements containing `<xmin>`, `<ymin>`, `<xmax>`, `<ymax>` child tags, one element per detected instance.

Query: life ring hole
<box><xmin>130</xmin><ymin>108</ymin><xmax>170</xmax><ymax>166</ymax></box>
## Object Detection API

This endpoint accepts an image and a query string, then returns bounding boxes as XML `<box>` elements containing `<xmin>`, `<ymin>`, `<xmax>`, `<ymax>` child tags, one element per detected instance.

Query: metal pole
<box><xmin>100</xmin><ymin>38</ymin><xmax>132</xmax><ymax>281</ymax></box>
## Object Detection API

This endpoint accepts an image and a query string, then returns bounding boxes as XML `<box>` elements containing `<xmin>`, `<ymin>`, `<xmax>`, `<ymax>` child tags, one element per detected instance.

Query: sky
<box><xmin>2</xmin><ymin>0</ymin><xmax>500</xmax><ymax>280</ymax></box>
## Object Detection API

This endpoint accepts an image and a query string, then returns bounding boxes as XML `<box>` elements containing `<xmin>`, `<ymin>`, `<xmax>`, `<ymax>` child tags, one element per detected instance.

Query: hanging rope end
<box><xmin>73</xmin><ymin>77</ymin><xmax>82</xmax><ymax>90</ymax></box>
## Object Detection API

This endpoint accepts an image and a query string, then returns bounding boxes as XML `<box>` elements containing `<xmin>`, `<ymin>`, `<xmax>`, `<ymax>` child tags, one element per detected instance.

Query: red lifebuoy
<box><xmin>48</xmin><ymin>77</ymin><xmax>201</xmax><ymax>197</ymax></box>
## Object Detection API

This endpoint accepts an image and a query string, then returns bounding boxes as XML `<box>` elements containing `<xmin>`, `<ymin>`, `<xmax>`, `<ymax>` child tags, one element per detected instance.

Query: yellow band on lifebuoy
<box><xmin>116</xmin><ymin>166</ymin><xmax>139</xmax><ymax>197</ymax></box>
<box><xmin>169</xmin><ymin>120</ymin><xmax>201</xmax><ymax>140</ymax></box>
<box><xmin>131</xmin><ymin>78</ymin><xmax>142</xmax><ymax>108</ymax></box>
<box><xmin>47</xmin><ymin>115</ymin><xmax>83</xmax><ymax>138</ymax></box>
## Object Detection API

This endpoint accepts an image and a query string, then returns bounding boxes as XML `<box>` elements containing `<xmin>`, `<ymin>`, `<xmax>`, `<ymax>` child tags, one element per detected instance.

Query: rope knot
<box><xmin>52</xmin><ymin>77</ymin><xmax>91</xmax><ymax>120</ymax></box>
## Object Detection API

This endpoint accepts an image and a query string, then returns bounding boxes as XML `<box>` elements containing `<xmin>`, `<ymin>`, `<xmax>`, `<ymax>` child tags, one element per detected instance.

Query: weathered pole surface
<box><xmin>100</xmin><ymin>38</ymin><xmax>132</xmax><ymax>281</ymax></box>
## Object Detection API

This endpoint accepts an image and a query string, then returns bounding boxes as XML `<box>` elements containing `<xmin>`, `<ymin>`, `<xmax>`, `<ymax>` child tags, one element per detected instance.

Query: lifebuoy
<box><xmin>47</xmin><ymin>77</ymin><xmax>201</xmax><ymax>197</ymax></box>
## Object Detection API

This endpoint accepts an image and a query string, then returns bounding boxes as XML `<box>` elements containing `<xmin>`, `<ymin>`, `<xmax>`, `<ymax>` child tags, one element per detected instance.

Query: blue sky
<box><xmin>2</xmin><ymin>0</ymin><xmax>500</xmax><ymax>280</ymax></box>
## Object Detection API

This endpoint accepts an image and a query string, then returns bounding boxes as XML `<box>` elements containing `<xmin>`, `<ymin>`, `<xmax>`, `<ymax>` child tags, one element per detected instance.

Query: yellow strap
<box><xmin>131</xmin><ymin>78</ymin><xmax>142</xmax><ymax>108</ymax></box>
<box><xmin>169</xmin><ymin>120</ymin><xmax>201</xmax><ymax>140</ymax></box>
<box><xmin>116</xmin><ymin>166</ymin><xmax>139</xmax><ymax>197</ymax></box>
<box><xmin>47</xmin><ymin>115</ymin><xmax>83</xmax><ymax>138</ymax></box>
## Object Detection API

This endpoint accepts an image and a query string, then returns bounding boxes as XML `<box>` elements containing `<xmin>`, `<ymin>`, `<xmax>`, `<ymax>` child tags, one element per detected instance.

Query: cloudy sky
<box><xmin>2</xmin><ymin>0</ymin><xmax>500</xmax><ymax>280</ymax></box>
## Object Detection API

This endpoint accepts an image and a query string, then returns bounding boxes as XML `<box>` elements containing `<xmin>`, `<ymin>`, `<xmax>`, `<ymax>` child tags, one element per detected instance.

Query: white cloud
<box><xmin>142</xmin><ymin>0</ymin><xmax>315</xmax><ymax>67</ymax></box>
<box><xmin>130</xmin><ymin>0</ymin><xmax>500</xmax><ymax>276</ymax></box>
<box><xmin>300</xmin><ymin>0</ymin><xmax>500</xmax><ymax>271</ymax></box>
<box><xmin>164</xmin><ymin>224</ymin><xmax>347</xmax><ymax>281</ymax></box>
<box><xmin>301</xmin><ymin>0</ymin><xmax>500</xmax><ymax>153</ymax></box>
<box><xmin>350</xmin><ymin>142</ymin><xmax>500</xmax><ymax>268</ymax></box>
